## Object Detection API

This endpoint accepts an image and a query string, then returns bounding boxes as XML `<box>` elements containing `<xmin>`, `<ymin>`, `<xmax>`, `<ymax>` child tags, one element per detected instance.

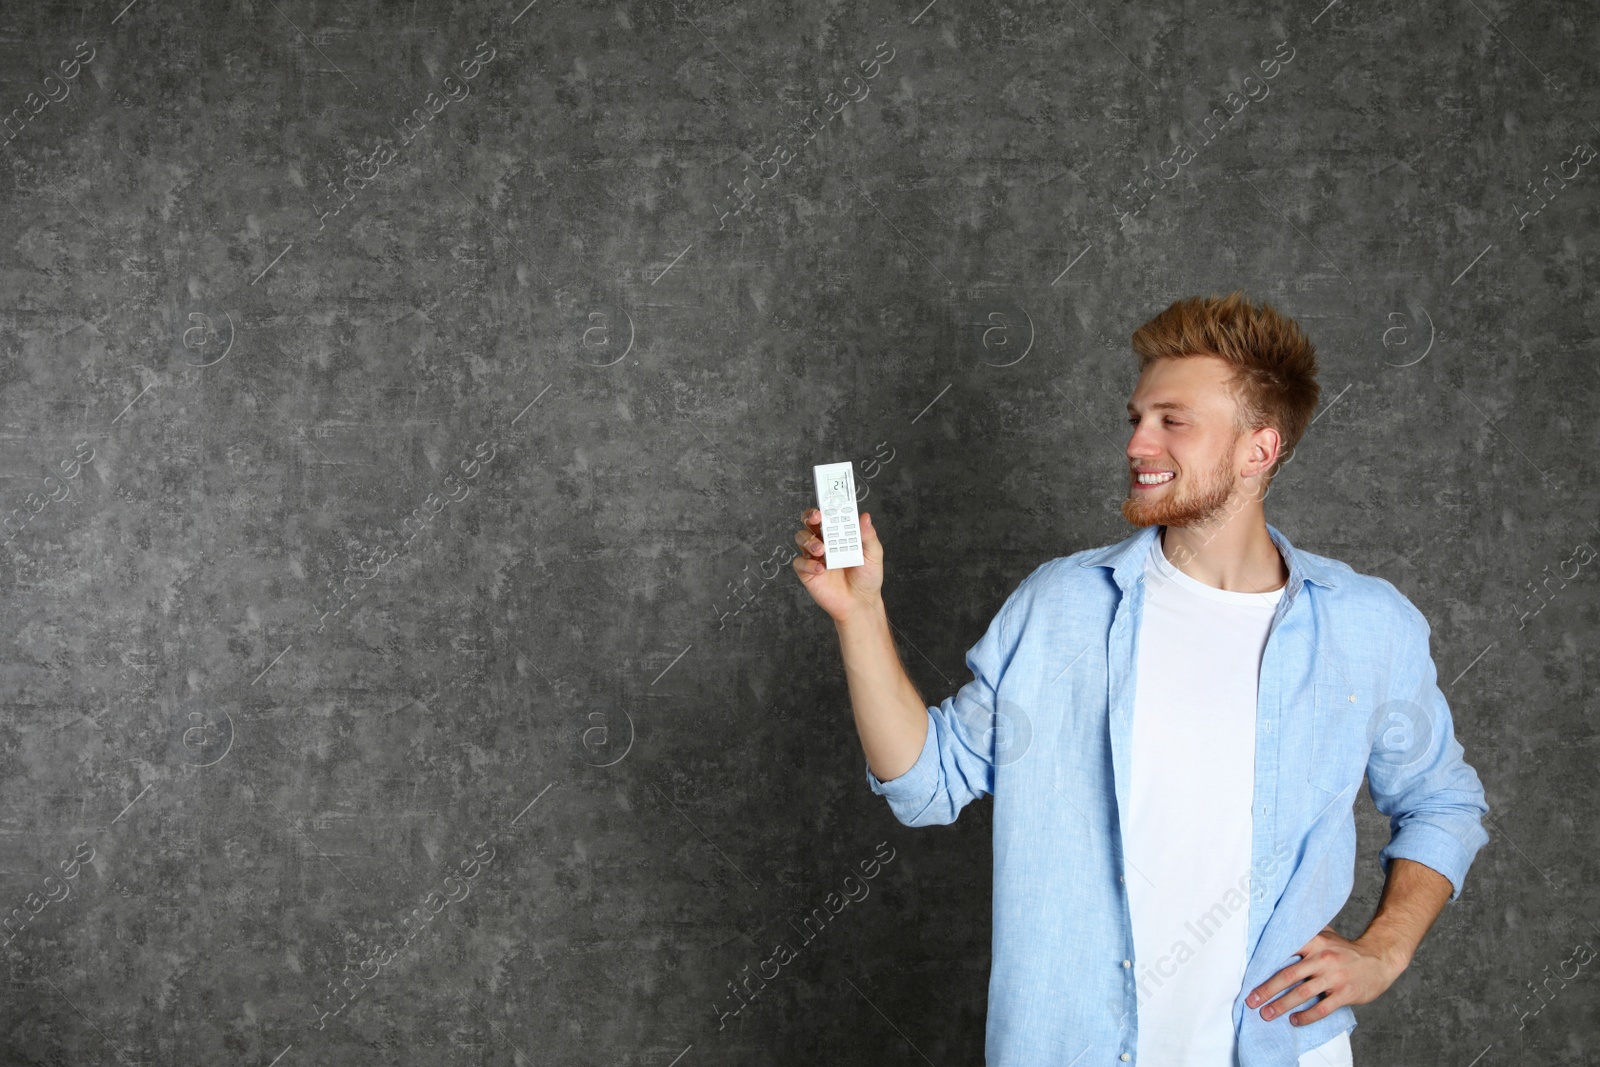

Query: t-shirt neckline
<box><xmin>1149</xmin><ymin>530</ymin><xmax>1286</xmax><ymax>607</ymax></box>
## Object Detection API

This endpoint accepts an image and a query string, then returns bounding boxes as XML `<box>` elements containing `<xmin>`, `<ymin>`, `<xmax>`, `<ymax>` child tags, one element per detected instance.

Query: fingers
<box><xmin>795</xmin><ymin>508</ymin><xmax>877</xmax><ymax>568</ymax></box>
<box><xmin>793</xmin><ymin>513</ymin><xmax>825</xmax><ymax>557</ymax></box>
<box><xmin>1246</xmin><ymin>960</ymin><xmax>1309</xmax><ymax>1012</ymax></box>
<box><xmin>1259</xmin><ymin>976</ymin><xmax>1331</xmax><ymax>1022</ymax></box>
<box><xmin>1248</xmin><ymin>952</ymin><xmax>1334</xmax><ymax>1022</ymax></box>
<box><xmin>794</xmin><ymin>510</ymin><xmax>827</xmax><ymax>574</ymax></box>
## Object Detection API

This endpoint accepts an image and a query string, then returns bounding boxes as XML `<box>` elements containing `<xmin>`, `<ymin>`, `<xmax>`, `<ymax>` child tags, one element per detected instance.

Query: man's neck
<box><xmin>1158</xmin><ymin>514</ymin><xmax>1288</xmax><ymax>594</ymax></box>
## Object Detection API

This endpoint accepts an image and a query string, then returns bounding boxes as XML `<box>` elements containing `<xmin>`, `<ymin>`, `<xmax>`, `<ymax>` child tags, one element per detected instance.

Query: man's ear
<box><xmin>1247</xmin><ymin>425</ymin><xmax>1282</xmax><ymax>478</ymax></box>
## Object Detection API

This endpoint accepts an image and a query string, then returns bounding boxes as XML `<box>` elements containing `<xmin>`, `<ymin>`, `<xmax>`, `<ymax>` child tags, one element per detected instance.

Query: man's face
<box><xmin>1120</xmin><ymin>355</ymin><xmax>1256</xmax><ymax>530</ymax></box>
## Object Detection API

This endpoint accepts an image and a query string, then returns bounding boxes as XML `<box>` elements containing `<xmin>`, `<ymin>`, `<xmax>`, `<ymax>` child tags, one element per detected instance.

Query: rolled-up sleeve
<box><xmin>865</xmin><ymin>584</ymin><xmax>1024</xmax><ymax>827</ymax></box>
<box><xmin>1368</xmin><ymin>599</ymin><xmax>1491</xmax><ymax>902</ymax></box>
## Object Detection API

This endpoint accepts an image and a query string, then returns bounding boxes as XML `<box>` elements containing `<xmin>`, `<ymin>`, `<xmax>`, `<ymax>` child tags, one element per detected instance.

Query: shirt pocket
<box><xmin>1310</xmin><ymin>683</ymin><xmax>1375</xmax><ymax>798</ymax></box>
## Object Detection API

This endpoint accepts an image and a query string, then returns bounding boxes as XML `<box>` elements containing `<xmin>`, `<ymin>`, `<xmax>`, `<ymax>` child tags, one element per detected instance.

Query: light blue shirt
<box><xmin>866</xmin><ymin>522</ymin><xmax>1489</xmax><ymax>1066</ymax></box>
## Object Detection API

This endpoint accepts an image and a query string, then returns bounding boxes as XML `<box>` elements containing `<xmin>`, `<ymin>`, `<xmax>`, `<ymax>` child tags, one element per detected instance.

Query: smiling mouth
<box><xmin>1132</xmin><ymin>471</ymin><xmax>1175</xmax><ymax>488</ymax></box>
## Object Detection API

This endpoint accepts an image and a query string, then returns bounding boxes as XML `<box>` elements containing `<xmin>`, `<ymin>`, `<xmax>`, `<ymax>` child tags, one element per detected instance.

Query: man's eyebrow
<box><xmin>1126</xmin><ymin>400</ymin><xmax>1199</xmax><ymax>415</ymax></box>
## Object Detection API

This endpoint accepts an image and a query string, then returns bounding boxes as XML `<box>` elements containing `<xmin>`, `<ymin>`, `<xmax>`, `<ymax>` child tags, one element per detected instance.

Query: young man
<box><xmin>792</xmin><ymin>291</ymin><xmax>1490</xmax><ymax>1066</ymax></box>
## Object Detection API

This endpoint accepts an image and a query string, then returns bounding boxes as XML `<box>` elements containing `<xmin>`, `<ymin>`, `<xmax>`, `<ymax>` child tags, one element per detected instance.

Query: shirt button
<box><xmin>1122</xmin><ymin>959</ymin><xmax>1131</xmax><ymax>968</ymax></box>
<box><xmin>1349</xmin><ymin>693</ymin><xmax>1357</xmax><ymax>702</ymax></box>
<box><xmin>1121</xmin><ymin>1055</ymin><xmax>1131</xmax><ymax>1062</ymax></box>
<box><xmin>1119</xmin><ymin>875</ymin><xmax>1126</xmax><ymax>884</ymax></box>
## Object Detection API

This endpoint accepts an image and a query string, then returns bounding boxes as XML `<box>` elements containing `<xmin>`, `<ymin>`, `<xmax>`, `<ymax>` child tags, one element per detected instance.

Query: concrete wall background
<box><xmin>0</xmin><ymin>0</ymin><xmax>1595</xmax><ymax>1063</ymax></box>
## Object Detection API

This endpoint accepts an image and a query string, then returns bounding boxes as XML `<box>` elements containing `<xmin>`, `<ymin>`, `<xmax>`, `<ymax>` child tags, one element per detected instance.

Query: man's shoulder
<box><xmin>1015</xmin><ymin>526</ymin><xmax>1148</xmax><ymax>586</ymax></box>
<box><xmin>996</xmin><ymin>544</ymin><xmax>1127</xmax><ymax>618</ymax></box>
<box><xmin>1294</xmin><ymin>540</ymin><xmax>1431</xmax><ymax>637</ymax></box>
<box><xmin>1011</xmin><ymin>548</ymin><xmax>1105</xmax><ymax>594</ymax></box>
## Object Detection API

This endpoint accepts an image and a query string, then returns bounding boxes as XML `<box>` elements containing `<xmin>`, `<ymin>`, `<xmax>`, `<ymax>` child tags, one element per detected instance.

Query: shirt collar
<box><xmin>1076</xmin><ymin>521</ymin><xmax>1340</xmax><ymax>597</ymax></box>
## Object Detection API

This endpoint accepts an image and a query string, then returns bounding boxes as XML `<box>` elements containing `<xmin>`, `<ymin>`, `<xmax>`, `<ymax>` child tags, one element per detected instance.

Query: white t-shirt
<box><xmin>1127</xmin><ymin>532</ymin><xmax>1352</xmax><ymax>1067</ymax></box>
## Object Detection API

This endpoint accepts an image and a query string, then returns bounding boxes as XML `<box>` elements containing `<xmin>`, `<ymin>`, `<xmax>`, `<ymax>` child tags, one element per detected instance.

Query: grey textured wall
<box><xmin>1</xmin><ymin>0</ymin><xmax>1595</xmax><ymax>1063</ymax></box>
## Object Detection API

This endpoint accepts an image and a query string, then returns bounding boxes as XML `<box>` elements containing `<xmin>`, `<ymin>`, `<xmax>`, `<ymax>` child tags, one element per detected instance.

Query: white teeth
<box><xmin>1136</xmin><ymin>472</ymin><xmax>1175</xmax><ymax>484</ymax></box>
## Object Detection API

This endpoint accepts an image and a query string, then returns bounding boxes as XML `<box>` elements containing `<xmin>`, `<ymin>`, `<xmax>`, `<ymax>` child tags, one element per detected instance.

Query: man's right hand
<box><xmin>792</xmin><ymin>508</ymin><xmax>885</xmax><ymax>623</ymax></box>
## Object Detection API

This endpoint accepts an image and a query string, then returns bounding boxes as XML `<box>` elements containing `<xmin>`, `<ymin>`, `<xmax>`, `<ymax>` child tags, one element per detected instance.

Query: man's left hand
<box><xmin>1245</xmin><ymin>927</ymin><xmax>1408</xmax><ymax>1025</ymax></box>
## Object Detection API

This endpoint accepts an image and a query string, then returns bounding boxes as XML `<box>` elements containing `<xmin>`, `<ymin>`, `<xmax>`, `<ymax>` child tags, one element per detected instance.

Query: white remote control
<box><xmin>812</xmin><ymin>461</ymin><xmax>865</xmax><ymax>569</ymax></box>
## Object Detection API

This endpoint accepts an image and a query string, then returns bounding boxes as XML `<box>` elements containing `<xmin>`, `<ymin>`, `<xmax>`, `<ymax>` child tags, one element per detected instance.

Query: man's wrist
<box><xmin>1355</xmin><ymin>929</ymin><xmax>1413</xmax><ymax>980</ymax></box>
<box><xmin>833</xmin><ymin>593</ymin><xmax>887</xmax><ymax>631</ymax></box>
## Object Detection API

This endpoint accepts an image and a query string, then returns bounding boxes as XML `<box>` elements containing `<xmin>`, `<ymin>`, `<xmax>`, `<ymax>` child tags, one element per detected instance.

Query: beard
<box><xmin>1120</xmin><ymin>439</ymin><xmax>1243</xmax><ymax>531</ymax></box>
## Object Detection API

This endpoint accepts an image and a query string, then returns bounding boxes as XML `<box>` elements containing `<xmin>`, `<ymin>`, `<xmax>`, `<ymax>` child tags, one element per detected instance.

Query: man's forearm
<box><xmin>834</xmin><ymin>595</ymin><xmax>930</xmax><ymax>783</ymax></box>
<box><xmin>1356</xmin><ymin>857</ymin><xmax>1455</xmax><ymax>978</ymax></box>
